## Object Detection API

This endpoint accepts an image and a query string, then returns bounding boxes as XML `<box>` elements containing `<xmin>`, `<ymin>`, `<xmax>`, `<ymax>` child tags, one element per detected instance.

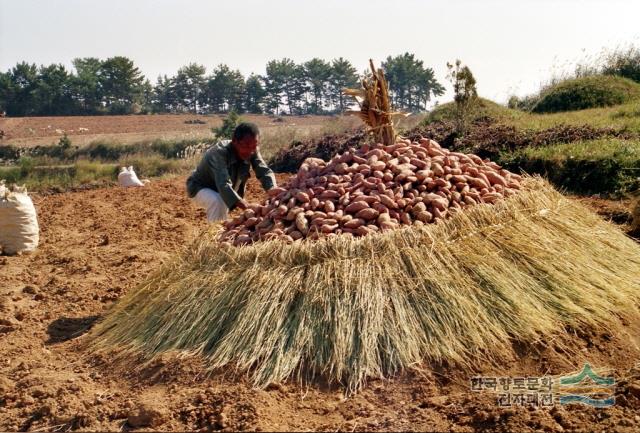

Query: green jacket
<box><xmin>186</xmin><ymin>140</ymin><xmax>276</xmax><ymax>210</ymax></box>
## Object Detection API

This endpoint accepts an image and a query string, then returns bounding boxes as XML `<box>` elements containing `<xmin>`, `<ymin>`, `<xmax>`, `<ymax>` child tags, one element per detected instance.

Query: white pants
<box><xmin>193</xmin><ymin>188</ymin><xmax>229</xmax><ymax>222</ymax></box>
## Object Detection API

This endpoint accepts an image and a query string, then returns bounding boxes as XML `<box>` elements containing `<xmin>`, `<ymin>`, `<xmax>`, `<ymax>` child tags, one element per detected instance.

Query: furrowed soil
<box><xmin>0</xmin><ymin>114</ymin><xmax>333</xmax><ymax>148</ymax></box>
<box><xmin>1</xmin><ymin>175</ymin><xmax>640</xmax><ymax>432</ymax></box>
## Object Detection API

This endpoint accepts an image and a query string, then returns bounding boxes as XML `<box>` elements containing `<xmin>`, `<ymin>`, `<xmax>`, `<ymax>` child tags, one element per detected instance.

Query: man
<box><xmin>186</xmin><ymin>122</ymin><xmax>276</xmax><ymax>222</ymax></box>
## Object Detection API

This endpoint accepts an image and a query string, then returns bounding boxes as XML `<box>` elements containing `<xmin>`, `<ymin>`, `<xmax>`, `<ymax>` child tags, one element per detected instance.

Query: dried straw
<box><xmin>344</xmin><ymin>60</ymin><xmax>407</xmax><ymax>146</ymax></box>
<box><xmin>87</xmin><ymin>178</ymin><xmax>640</xmax><ymax>391</ymax></box>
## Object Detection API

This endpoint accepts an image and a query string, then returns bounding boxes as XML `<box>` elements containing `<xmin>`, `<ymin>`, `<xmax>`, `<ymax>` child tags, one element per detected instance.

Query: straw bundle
<box><xmin>344</xmin><ymin>60</ymin><xmax>407</xmax><ymax>146</ymax></box>
<box><xmin>88</xmin><ymin>177</ymin><xmax>640</xmax><ymax>391</ymax></box>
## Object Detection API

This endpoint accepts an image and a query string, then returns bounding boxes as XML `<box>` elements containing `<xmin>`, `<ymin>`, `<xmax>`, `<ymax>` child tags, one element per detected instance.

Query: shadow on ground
<box><xmin>46</xmin><ymin>315</ymin><xmax>100</xmax><ymax>344</ymax></box>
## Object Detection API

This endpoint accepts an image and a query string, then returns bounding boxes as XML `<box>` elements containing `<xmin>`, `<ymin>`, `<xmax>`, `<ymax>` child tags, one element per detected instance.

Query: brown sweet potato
<box><xmin>344</xmin><ymin>218</ymin><xmax>365</xmax><ymax>229</ymax></box>
<box><xmin>295</xmin><ymin>212</ymin><xmax>309</xmax><ymax>234</ymax></box>
<box><xmin>345</xmin><ymin>201</ymin><xmax>370</xmax><ymax>213</ymax></box>
<box><xmin>356</xmin><ymin>208</ymin><xmax>380</xmax><ymax>220</ymax></box>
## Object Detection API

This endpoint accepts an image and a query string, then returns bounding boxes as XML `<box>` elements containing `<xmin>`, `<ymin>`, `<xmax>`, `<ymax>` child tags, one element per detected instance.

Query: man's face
<box><xmin>232</xmin><ymin>135</ymin><xmax>259</xmax><ymax>160</ymax></box>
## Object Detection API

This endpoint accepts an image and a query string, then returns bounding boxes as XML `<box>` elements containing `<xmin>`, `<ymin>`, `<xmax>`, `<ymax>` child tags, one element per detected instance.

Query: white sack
<box><xmin>0</xmin><ymin>182</ymin><xmax>39</xmax><ymax>255</ymax></box>
<box><xmin>118</xmin><ymin>166</ymin><xmax>145</xmax><ymax>187</ymax></box>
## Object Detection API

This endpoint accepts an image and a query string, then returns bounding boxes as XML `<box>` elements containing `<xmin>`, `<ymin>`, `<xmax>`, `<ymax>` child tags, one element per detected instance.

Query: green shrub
<box><xmin>532</xmin><ymin>75</ymin><xmax>640</xmax><ymax>113</ymax></box>
<box><xmin>212</xmin><ymin>110</ymin><xmax>240</xmax><ymax>139</ymax></box>
<box><xmin>0</xmin><ymin>144</ymin><xmax>20</xmax><ymax>161</ymax></box>
<box><xmin>83</xmin><ymin>141</ymin><xmax>129</xmax><ymax>160</ymax></box>
<box><xmin>148</xmin><ymin>139</ymin><xmax>206</xmax><ymax>159</ymax></box>
<box><xmin>0</xmin><ymin>165</ymin><xmax>21</xmax><ymax>184</ymax></box>
<box><xmin>446</xmin><ymin>59</ymin><xmax>478</xmax><ymax>134</ymax></box>
<box><xmin>58</xmin><ymin>133</ymin><xmax>72</xmax><ymax>149</ymax></box>
<box><xmin>18</xmin><ymin>156</ymin><xmax>36</xmax><ymax>177</ymax></box>
<box><xmin>507</xmin><ymin>94</ymin><xmax>540</xmax><ymax>112</ymax></box>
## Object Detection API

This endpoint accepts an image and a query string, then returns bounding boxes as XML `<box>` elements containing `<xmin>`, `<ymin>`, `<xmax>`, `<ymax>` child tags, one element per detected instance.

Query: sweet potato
<box><xmin>380</xmin><ymin>220</ymin><xmax>397</xmax><ymax>231</ymax></box>
<box><xmin>335</xmin><ymin>162</ymin><xmax>349</xmax><ymax>174</ymax></box>
<box><xmin>324</xmin><ymin>201</ymin><xmax>335</xmax><ymax>213</ymax></box>
<box><xmin>416</xmin><ymin>210</ymin><xmax>433</xmax><ymax>223</ymax></box>
<box><xmin>355</xmin><ymin>208</ymin><xmax>380</xmax><ymax>220</ymax></box>
<box><xmin>295</xmin><ymin>212</ymin><xmax>309</xmax><ymax>234</ymax></box>
<box><xmin>355</xmin><ymin>226</ymin><xmax>372</xmax><ymax>236</ymax></box>
<box><xmin>345</xmin><ymin>201</ymin><xmax>370</xmax><ymax>213</ymax></box>
<box><xmin>370</xmin><ymin>160</ymin><xmax>386</xmax><ymax>171</ymax></box>
<box><xmin>379</xmin><ymin>194</ymin><xmax>398</xmax><ymax>209</ymax></box>
<box><xmin>432</xmin><ymin>163</ymin><xmax>445</xmax><ymax>177</ymax></box>
<box><xmin>352</xmin><ymin>195</ymin><xmax>378</xmax><ymax>205</ymax></box>
<box><xmin>400</xmin><ymin>212</ymin><xmax>412</xmax><ymax>225</ymax></box>
<box><xmin>373</xmin><ymin>202</ymin><xmax>389</xmax><ymax>214</ymax></box>
<box><xmin>321</xmin><ymin>223</ymin><xmax>338</xmax><ymax>233</ymax></box>
<box><xmin>295</xmin><ymin>191</ymin><xmax>310</xmax><ymax>203</ymax></box>
<box><xmin>344</xmin><ymin>218</ymin><xmax>365</xmax><ymax>229</ymax></box>
<box><xmin>377</xmin><ymin>213</ymin><xmax>391</xmax><ymax>224</ymax></box>
<box><xmin>484</xmin><ymin>171</ymin><xmax>508</xmax><ymax>187</ymax></box>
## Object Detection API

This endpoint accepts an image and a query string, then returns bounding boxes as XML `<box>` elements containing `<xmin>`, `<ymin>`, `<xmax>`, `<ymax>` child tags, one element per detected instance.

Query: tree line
<box><xmin>0</xmin><ymin>53</ymin><xmax>444</xmax><ymax>116</ymax></box>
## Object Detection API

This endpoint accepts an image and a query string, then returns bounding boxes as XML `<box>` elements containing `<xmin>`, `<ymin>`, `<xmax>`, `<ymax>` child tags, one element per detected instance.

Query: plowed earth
<box><xmin>1</xmin><ymin>175</ymin><xmax>639</xmax><ymax>432</ymax></box>
<box><xmin>0</xmin><ymin>114</ymin><xmax>332</xmax><ymax>148</ymax></box>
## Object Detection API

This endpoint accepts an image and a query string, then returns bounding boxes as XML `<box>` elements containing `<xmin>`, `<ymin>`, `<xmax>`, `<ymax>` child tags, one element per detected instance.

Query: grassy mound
<box><xmin>427</xmin><ymin>97</ymin><xmax>519</xmax><ymax>123</ymax></box>
<box><xmin>87</xmin><ymin>178</ymin><xmax>640</xmax><ymax>391</ymax></box>
<box><xmin>532</xmin><ymin>75</ymin><xmax>640</xmax><ymax>113</ymax></box>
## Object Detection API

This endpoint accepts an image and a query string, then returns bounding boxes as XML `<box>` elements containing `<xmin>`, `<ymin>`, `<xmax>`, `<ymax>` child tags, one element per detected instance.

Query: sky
<box><xmin>1</xmin><ymin>0</ymin><xmax>639</xmax><ymax>105</ymax></box>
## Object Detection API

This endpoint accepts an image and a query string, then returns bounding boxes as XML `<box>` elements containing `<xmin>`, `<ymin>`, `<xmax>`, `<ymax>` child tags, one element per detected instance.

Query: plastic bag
<box><xmin>118</xmin><ymin>166</ymin><xmax>145</xmax><ymax>187</ymax></box>
<box><xmin>0</xmin><ymin>181</ymin><xmax>39</xmax><ymax>255</ymax></box>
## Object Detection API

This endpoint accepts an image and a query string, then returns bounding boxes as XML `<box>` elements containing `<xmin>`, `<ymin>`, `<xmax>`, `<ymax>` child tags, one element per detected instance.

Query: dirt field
<box><xmin>1</xmin><ymin>176</ymin><xmax>640</xmax><ymax>432</ymax></box>
<box><xmin>0</xmin><ymin>114</ymin><xmax>334</xmax><ymax>148</ymax></box>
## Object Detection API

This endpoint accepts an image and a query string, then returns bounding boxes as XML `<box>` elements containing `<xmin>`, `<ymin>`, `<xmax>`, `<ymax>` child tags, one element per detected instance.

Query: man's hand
<box><xmin>236</xmin><ymin>199</ymin><xmax>249</xmax><ymax>210</ymax></box>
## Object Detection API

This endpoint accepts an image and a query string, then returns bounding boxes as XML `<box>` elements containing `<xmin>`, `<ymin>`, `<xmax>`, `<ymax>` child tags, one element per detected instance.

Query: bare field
<box><xmin>1</xmin><ymin>176</ymin><xmax>639</xmax><ymax>431</ymax></box>
<box><xmin>0</xmin><ymin>114</ymin><xmax>339</xmax><ymax>147</ymax></box>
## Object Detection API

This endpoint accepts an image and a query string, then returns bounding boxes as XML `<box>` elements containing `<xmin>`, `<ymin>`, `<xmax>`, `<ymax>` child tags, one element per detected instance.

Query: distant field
<box><xmin>0</xmin><ymin>113</ymin><xmax>340</xmax><ymax>147</ymax></box>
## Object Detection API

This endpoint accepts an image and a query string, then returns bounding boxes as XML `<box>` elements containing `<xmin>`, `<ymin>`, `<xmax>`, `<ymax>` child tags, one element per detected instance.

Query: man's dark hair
<box><xmin>233</xmin><ymin>122</ymin><xmax>260</xmax><ymax>142</ymax></box>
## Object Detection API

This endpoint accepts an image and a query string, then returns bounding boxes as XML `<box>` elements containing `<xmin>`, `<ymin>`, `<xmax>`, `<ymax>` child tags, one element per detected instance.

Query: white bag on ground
<box><xmin>118</xmin><ymin>166</ymin><xmax>145</xmax><ymax>187</ymax></box>
<box><xmin>0</xmin><ymin>181</ymin><xmax>39</xmax><ymax>255</ymax></box>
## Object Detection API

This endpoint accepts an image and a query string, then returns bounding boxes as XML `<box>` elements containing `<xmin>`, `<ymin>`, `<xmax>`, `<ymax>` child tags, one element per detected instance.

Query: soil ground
<box><xmin>0</xmin><ymin>114</ymin><xmax>333</xmax><ymax>148</ymax></box>
<box><xmin>1</xmin><ymin>175</ymin><xmax>640</xmax><ymax>432</ymax></box>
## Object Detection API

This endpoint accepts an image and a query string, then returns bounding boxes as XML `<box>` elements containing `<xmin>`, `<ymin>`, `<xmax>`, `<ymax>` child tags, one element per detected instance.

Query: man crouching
<box><xmin>187</xmin><ymin>122</ymin><xmax>276</xmax><ymax>222</ymax></box>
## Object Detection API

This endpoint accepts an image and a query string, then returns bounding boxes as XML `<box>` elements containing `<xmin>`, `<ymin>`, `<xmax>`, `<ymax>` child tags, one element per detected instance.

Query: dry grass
<box><xmin>87</xmin><ymin>178</ymin><xmax>640</xmax><ymax>391</ymax></box>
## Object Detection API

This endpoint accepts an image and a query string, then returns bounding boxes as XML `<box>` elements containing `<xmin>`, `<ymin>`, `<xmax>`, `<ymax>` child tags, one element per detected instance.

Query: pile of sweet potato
<box><xmin>220</xmin><ymin>138</ymin><xmax>522</xmax><ymax>245</ymax></box>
